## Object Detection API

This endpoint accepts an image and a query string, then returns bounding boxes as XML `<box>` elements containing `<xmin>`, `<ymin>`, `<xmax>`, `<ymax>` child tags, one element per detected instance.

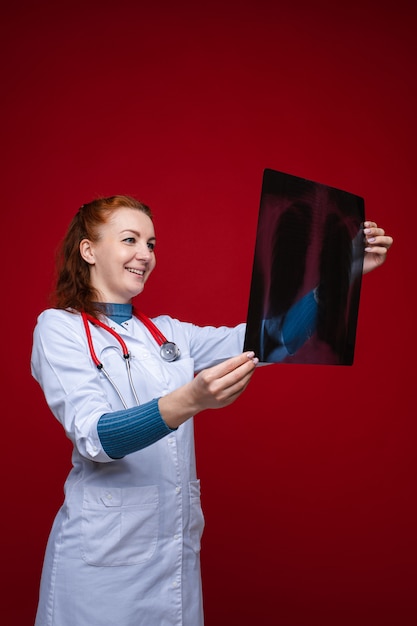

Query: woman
<box><xmin>31</xmin><ymin>195</ymin><xmax>393</xmax><ymax>626</ymax></box>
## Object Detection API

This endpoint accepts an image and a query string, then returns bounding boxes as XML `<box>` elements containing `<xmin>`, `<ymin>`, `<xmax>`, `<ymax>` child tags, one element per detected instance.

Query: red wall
<box><xmin>2</xmin><ymin>1</ymin><xmax>416</xmax><ymax>624</ymax></box>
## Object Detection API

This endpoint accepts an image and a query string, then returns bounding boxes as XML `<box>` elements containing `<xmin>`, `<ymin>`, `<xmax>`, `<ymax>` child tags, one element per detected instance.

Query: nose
<box><xmin>135</xmin><ymin>242</ymin><xmax>151</xmax><ymax>261</ymax></box>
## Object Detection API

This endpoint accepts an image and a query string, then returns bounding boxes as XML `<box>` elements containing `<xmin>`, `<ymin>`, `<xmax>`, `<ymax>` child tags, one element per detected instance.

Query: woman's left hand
<box><xmin>362</xmin><ymin>221</ymin><xmax>393</xmax><ymax>274</ymax></box>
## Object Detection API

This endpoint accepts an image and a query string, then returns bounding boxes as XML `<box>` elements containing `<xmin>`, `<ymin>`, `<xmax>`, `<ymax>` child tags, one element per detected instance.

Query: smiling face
<box><xmin>79</xmin><ymin>207</ymin><xmax>156</xmax><ymax>303</ymax></box>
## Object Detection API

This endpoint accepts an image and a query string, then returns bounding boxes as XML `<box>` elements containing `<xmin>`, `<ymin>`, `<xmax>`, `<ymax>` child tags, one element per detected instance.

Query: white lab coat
<box><xmin>31</xmin><ymin>308</ymin><xmax>245</xmax><ymax>626</ymax></box>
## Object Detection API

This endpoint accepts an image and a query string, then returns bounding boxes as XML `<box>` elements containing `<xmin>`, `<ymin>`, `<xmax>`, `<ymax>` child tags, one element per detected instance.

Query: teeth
<box><xmin>127</xmin><ymin>268</ymin><xmax>144</xmax><ymax>276</ymax></box>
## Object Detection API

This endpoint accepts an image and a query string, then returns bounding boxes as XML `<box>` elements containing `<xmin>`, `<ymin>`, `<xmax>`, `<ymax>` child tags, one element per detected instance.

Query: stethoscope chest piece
<box><xmin>160</xmin><ymin>341</ymin><xmax>181</xmax><ymax>362</ymax></box>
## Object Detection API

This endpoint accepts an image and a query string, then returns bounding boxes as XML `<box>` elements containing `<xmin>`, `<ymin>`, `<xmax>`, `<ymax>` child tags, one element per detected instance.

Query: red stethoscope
<box><xmin>81</xmin><ymin>310</ymin><xmax>180</xmax><ymax>408</ymax></box>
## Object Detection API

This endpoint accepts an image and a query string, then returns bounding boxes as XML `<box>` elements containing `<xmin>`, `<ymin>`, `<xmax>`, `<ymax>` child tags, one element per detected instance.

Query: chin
<box><xmin>131</xmin><ymin>287</ymin><xmax>145</xmax><ymax>299</ymax></box>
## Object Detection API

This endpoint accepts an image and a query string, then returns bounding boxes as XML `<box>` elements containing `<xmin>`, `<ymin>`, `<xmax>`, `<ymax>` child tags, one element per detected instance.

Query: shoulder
<box><xmin>149</xmin><ymin>314</ymin><xmax>243</xmax><ymax>343</ymax></box>
<box><xmin>34</xmin><ymin>308</ymin><xmax>83</xmax><ymax>340</ymax></box>
<box><xmin>148</xmin><ymin>314</ymin><xmax>241</xmax><ymax>334</ymax></box>
<box><xmin>149</xmin><ymin>314</ymin><xmax>194</xmax><ymax>336</ymax></box>
<box><xmin>36</xmin><ymin>307</ymin><xmax>80</xmax><ymax>327</ymax></box>
<box><xmin>132</xmin><ymin>314</ymin><xmax>196</xmax><ymax>347</ymax></box>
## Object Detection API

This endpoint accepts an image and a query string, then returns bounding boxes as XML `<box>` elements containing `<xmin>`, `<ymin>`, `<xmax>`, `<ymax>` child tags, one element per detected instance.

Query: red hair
<box><xmin>53</xmin><ymin>195</ymin><xmax>152</xmax><ymax>317</ymax></box>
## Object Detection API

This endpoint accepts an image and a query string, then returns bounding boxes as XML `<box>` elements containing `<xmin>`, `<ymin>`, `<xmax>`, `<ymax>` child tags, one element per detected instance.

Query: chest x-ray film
<box><xmin>243</xmin><ymin>169</ymin><xmax>365</xmax><ymax>365</ymax></box>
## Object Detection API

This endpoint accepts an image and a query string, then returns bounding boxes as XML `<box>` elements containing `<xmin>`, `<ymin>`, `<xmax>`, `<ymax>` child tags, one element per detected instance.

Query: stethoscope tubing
<box><xmin>82</xmin><ymin>313</ymin><xmax>130</xmax><ymax>366</ymax></box>
<box><xmin>81</xmin><ymin>310</ymin><xmax>180</xmax><ymax>408</ymax></box>
<box><xmin>134</xmin><ymin>308</ymin><xmax>181</xmax><ymax>362</ymax></box>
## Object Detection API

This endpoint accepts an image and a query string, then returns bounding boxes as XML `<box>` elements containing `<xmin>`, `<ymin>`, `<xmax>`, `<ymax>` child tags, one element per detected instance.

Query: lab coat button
<box><xmin>175</xmin><ymin>486</ymin><xmax>181</xmax><ymax>494</ymax></box>
<box><xmin>172</xmin><ymin>581</ymin><xmax>179</xmax><ymax>588</ymax></box>
<box><xmin>106</xmin><ymin>493</ymin><xmax>112</xmax><ymax>500</ymax></box>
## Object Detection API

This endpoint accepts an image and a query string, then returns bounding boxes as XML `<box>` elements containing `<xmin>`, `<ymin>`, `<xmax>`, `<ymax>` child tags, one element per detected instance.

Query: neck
<box><xmin>97</xmin><ymin>302</ymin><xmax>133</xmax><ymax>324</ymax></box>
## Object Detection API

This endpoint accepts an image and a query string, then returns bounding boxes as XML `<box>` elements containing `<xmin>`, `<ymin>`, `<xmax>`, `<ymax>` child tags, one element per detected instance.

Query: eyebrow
<box><xmin>120</xmin><ymin>229</ymin><xmax>156</xmax><ymax>241</ymax></box>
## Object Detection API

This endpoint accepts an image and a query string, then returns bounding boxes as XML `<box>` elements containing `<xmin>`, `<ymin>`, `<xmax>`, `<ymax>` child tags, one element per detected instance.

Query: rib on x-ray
<box><xmin>243</xmin><ymin>169</ymin><xmax>365</xmax><ymax>365</ymax></box>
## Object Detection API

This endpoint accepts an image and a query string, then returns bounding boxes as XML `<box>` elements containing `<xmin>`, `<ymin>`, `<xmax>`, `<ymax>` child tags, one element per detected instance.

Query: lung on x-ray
<box><xmin>243</xmin><ymin>169</ymin><xmax>365</xmax><ymax>365</ymax></box>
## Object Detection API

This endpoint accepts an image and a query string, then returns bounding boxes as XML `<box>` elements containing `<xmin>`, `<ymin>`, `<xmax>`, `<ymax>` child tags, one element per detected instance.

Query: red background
<box><xmin>2</xmin><ymin>1</ymin><xmax>416</xmax><ymax>624</ymax></box>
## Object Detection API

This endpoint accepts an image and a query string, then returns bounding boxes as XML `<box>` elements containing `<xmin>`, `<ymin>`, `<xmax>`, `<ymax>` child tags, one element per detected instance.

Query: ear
<box><xmin>79</xmin><ymin>239</ymin><xmax>95</xmax><ymax>265</ymax></box>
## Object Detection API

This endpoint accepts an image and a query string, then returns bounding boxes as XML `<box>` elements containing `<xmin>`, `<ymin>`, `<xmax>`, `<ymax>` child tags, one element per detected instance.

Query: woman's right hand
<box><xmin>191</xmin><ymin>351</ymin><xmax>259</xmax><ymax>411</ymax></box>
<box><xmin>158</xmin><ymin>352</ymin><xmax>258</xmax><ymax>429</ymax></box>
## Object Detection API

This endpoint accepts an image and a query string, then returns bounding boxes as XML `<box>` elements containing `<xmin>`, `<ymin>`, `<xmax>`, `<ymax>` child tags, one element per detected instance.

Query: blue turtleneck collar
<box><xmin>98</xmin><ymin>303</ymin><xmax>133</xmax><ymax>325</ymax></box>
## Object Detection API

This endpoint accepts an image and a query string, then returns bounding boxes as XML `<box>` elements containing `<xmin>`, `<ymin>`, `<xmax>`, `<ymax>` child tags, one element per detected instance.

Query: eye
<box><xmin>123</xmin><ymin>237</ymin><xmax>136</xmax><ymax>244</ymax></box>
<box><xmin>147</xmin><ymin>241</ymin><xmax>156</xmax><ymax>252</ymax></box>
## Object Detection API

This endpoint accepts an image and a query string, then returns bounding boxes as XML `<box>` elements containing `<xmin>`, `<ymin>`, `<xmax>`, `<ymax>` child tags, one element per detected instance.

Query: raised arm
<box><xmin>158</xmin><ymin>352</ymin><xmax>258</xmax><ymax>429</ymax></box>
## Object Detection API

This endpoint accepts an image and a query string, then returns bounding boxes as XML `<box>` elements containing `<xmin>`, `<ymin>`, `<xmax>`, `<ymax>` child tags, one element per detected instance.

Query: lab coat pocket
<box><xmin>82</xmin><ymin>485</ymin><xmax>159</xmax><ymax>566</ymax></box>
<box><xmin>189</xmin><ymin>480</ymin><xmax>205</xmax><ymax>553</ymax></box>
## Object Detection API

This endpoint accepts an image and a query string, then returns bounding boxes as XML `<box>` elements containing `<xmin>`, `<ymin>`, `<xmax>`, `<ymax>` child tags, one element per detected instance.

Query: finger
<box><xmin>204</xmin><ymin>355</ymin><xmax>258</xmax><ymax>399</ymax></box>
<box><xmin>214</xmin><ymin>356</ymin><xmax>258</xmax><ymax>389</ymax></box>
<box><xmin>364</xmin><ymin>235</ymin><xmax>393</xmax><ymax>250</ymax></box>
<box><xmin>364</xmin><ymin>222</ymin><xmax>393</xmax><ymax>244</ymax></box>
<box><xmin>213</xmin><ymin>368</ymin><xmax>257</xmax><ymax>405</ymax></box>
<box><xmin>364</xmin><ymin>225</ymin><xmax>385</xmax><ymax>239</ymax></box>
<box><xmin>380</xmin><ymin>235</ymin><xmax>393</xmax><ymax>249</ymax></box>
<box><xmin>364</xmin><ymin>245</ymin><xmax>389</xmax><ymax>255</ymax></box>
<box><xmin>207</xmin><ymin>351</ymin><xmax>258</xmax><ymax>379</ymax></box>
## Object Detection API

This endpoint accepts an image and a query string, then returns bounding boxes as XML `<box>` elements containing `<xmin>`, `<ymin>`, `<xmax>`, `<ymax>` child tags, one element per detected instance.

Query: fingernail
<box><xmin>367</xmin><ymin>237</ymin><xmax>376</xmax><ymax>243</ymax></box>
<box><xmin>246</xmin><ymin>351</ymin><xmax>255</xmax><ymax>358</ymax></box>
<box><xmin>364</xmin><ymin>228</ymin><xmax>372</xmax><ymax>234</ymax></box>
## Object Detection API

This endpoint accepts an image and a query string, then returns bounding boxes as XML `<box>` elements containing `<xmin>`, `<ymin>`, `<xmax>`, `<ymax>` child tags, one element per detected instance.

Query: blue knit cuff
<box><xmin>97</xmin><ymin>398</ymin><xmax>176</xmax><ymax>459</ymax></box>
